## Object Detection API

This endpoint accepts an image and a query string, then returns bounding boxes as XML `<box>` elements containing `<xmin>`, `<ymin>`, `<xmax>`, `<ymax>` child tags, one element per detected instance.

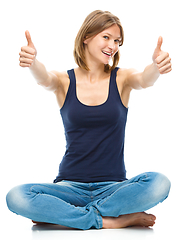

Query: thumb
<box><xmin>25</xmin><ymin>30</ymin><xmax>35</xmax><ymax>48</ymax></box>
<box><xmin>156</xmin><ymin>36</ymin><xmax>163</xmax><ymax>51</ymax></box>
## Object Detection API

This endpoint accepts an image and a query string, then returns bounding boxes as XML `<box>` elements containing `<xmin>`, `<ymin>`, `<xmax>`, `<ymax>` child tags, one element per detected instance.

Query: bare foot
<box><xmin>102</xmin><ymin>212</ymin><xmax>156</xmax><ymax>229</ymax></box>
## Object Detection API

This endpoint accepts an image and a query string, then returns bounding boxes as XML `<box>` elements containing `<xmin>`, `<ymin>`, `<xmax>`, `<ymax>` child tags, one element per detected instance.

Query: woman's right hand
<box><xmin>19</xmin><ymin>31</ymin><xmax>37</xmax><ymax>68</ymax></box>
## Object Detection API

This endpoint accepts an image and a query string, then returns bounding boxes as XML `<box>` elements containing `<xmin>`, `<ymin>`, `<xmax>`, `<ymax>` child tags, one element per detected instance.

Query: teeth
<box><xmin>103</xmin><ymin>51</ymin><xmax>112</xmax><ymax>56</ymax></box>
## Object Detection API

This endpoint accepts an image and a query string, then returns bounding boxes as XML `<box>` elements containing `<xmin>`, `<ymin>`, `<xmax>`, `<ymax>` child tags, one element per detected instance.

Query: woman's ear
<box><xmin>84</xmin><ymin>36</ymin><xmax>91</xmax><ymax>45</ymax></box>
<box><xmin>83</xmin><ymin>37</ymin><xmax>88</xmax><ymax>45</ymax></box>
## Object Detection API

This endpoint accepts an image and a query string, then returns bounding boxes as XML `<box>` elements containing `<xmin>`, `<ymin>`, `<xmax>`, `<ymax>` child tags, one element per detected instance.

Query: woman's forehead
<box><xmin>100</xmin><ymin>25</ymin><xmax>121</xmax><ymax>39</ymax></box>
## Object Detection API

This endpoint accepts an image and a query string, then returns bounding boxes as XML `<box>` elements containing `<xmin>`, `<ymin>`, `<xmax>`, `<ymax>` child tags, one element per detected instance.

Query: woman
<box><xmin>6</xmin><ymin>10</ymin><xmax>172</xmax><ymax>230</ymax></box>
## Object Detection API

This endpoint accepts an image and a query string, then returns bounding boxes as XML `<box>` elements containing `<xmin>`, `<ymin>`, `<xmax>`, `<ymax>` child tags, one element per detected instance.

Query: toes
<box><xmin>151</xmin><ymin>215</ymin><xmax>156</xmax><ymax>220</ymax></box>
<box><xmin>142</xmin><ymin>214</ymin><xmax>156</xmax><ymax>227</ymax></box>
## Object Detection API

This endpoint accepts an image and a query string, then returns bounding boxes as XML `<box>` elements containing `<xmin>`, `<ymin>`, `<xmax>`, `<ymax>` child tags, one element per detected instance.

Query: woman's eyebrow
<box><xmin>103</xmin><ymin>32</ymin><xmax>121</xmax><ymax>39</ymax></box>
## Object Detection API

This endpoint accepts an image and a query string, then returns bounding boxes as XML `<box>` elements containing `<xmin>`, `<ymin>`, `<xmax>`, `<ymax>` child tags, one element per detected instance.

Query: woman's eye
<box><xmin>103</xmin><ymin>36</ymin><xmax>109</xmax><ymax>40</ymax></box>
<box><xmin>115</xmin><ymin>39</ymin><xmax>120</xmax><ymax>44</ymax></box>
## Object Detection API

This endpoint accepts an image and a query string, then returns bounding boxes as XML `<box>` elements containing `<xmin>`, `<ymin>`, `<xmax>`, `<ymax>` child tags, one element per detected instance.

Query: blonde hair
<box><xmin>74</xmin><ymin>10</ymin><xmax>124</xmax><ymax>73</ymax></box>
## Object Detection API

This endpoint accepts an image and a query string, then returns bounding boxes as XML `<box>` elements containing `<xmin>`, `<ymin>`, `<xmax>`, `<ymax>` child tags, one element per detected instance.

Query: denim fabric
<box><xmin>6</xmin><ymin>172</ymin><xmax>171</xmax><ymax>230</ymax></box>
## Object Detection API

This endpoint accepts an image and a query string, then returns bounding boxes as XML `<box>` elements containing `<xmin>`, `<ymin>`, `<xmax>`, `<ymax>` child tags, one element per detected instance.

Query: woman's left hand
<box><xmin>152</xmin><ymin>36</ymin><xmax>172</xmax><ymax>74</ymax></box>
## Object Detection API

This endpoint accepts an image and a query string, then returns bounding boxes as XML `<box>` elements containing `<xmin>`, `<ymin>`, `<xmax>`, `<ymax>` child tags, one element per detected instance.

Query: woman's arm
<box><xmin>126</xmin><ymin>36</ymin><xmax>172</xmax><ymax>90</ymax></box>
<box><xmin>19</xmin><ymin>31</ymin><xmax>60</xmax><ymax>91</ymax></box>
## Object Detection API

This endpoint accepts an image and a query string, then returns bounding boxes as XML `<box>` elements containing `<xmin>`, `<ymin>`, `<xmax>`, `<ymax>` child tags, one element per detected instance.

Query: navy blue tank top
<box><xmin>54</xmin><ymin>67</ymin><xmax>128</xmax><ymax>183</ymax></box>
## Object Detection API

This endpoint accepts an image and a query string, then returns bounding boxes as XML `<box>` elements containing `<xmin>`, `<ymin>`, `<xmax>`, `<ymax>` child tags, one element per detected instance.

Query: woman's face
<box><xmin>84</xmin><ymin>24</ymin><xmax>121</xmax><ymax>66</ymax></box>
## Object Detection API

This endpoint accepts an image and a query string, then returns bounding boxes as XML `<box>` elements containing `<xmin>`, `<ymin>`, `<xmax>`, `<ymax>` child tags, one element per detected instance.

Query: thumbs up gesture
<box><xmin>152</xmin><ymin>36</ymin><xmax>172</xmax><ymax>74</ymax></box>
<box><xmin>19</xmin><ymin>31</ymin><xmax>37</xmax><ymax>67</ymax></box>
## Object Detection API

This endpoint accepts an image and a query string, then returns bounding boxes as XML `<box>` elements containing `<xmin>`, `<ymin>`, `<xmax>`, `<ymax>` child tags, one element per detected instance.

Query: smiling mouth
<box><xmin>102</xmin><ymin>51</ymin><xmax>112</xmax><ymax>57</ymax></box>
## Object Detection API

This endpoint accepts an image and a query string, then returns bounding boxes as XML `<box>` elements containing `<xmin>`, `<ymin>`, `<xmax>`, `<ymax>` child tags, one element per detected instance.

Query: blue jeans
<box><xmin>6</xmin><ymin>172</ymin><xmax>171</xmax><ymax>230</ymax></box>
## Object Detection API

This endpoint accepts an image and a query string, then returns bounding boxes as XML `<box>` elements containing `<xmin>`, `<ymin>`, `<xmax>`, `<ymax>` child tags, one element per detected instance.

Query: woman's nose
<box><xmin>108</xmin><ymin>40</ymin><xmax>115</xmax><ymax>50</ymax></box>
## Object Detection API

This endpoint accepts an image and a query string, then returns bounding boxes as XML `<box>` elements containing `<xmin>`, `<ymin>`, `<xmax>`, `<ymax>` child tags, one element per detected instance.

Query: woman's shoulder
<box><xmin>50</xmin><ymin>70</ymin><xmax>69</xmax><ymax>85</ymax></box>
<box><xmin>48</xmin><ymin>70</ymin><xmax>70</xmax><ymax>96</ymax></box>
<box><xmin>50</xmin><ymin>70</ymin><xmax>71</xmax><ymax>109</ymax></box>
<box><xmin>116</xmin><ymin>68</ymin><xmax>129</xmax><ymax>85</ymax></box>
<box><xmin>117</xmin><ymin>67</ymin><xmax>138</xmax><ymax>86</ymax></box>
<box><xmin>51</xmin><ymin>70</ymin><xmax>69</xmax><ymax>80</ymax></box>
<box><xmin>117</xmin><ymin>67</ymin><xmax>138</xmax><ymax>77</ymax></box>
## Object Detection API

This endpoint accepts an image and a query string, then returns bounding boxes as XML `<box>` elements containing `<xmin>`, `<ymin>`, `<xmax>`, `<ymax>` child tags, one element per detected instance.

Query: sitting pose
<box><xmin>6</xmin><ymin>10</ymin><xmax>172</xmax><ymax>230</ymax></box>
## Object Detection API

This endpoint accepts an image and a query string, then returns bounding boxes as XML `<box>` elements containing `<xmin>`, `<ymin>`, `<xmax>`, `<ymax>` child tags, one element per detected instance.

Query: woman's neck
<box><xmin>80</xmin><ymin>47</ymin><xmax>109</xmax><ymax>82</ymax></box>
<box><xmin>76</xmin><ymin>66</ymin><xmax>109</xmax><ymax>83</ymax></box>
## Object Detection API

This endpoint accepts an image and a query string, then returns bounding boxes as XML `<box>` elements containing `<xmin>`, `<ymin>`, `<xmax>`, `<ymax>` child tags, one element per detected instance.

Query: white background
<box><xmin>1</xmin><ymin>0</ymin><xmax>188</xmax><ymax>239</ymax></box>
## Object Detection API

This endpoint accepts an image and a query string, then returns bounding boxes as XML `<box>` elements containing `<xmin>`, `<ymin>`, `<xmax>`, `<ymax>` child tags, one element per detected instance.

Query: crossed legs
<box><xmin>6</xmin><ymin>172</ymin><xmax>171</xmax><ymax>230</ymax></box>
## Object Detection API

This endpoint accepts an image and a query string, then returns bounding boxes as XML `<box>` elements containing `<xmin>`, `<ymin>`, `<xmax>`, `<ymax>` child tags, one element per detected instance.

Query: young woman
<box><xmin>6</xmin><ymin>10</ymin><xmax>172</xmax><ymax>230</ymax></box>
